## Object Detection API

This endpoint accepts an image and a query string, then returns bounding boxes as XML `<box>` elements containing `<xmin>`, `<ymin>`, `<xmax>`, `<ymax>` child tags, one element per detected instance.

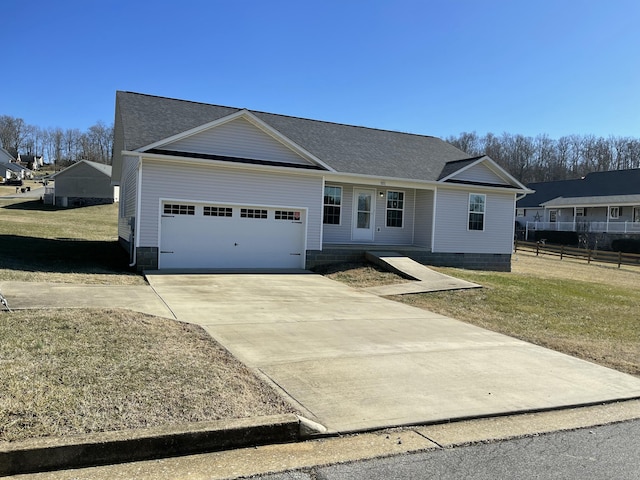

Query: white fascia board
<box><xmin>127</xmin><ymin>150</ymin><xmax>530</xmax><ymax>194</ymax></box>
<box><xmin>316</xmin><ymin>171</ymin><xmax>527</xmax><ymax>194</ymax></box>
<box><xmin>130</xmin><ymin>150</ymin><xmax>324</xmax><ymax>179</ymax></box>
<box><xmin>542</xmin><ymin>195</ymin><xmax>640</xmax><ymax>208</ymax></box>
<box><xmin>135</xmin><ymin>110</ymin><xmax>335</xmax><ymax>172</ymax></box>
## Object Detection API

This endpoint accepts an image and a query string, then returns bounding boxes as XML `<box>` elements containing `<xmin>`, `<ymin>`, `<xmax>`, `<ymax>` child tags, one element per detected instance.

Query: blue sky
<box><xmin>2</xmin><ymin>0</ymin><xmax>639</xmax><ymax>139</ymax></box>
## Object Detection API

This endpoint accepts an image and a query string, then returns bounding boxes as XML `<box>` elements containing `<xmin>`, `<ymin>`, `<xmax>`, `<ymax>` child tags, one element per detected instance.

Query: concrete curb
<box><xmin>0</xmin><ymin>414</ymin><xmax>301</xmax><ymax>477</ymax></box>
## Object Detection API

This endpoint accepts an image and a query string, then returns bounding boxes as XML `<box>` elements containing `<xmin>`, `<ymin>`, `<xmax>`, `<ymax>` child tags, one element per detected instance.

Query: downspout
<box><xmin>320</xmin><ymin>177</ymin><xmax>326</xmax><ymax>252</ymax></box>
<box><xmin>430</xmin><ymin>187</ymin><xmax>437</xmax><ymax>252</ymax></box>
<box><xmin>129</xmin><ymin>156</ymin><xmax>143</xmax><ymax>268</ymax></box>
<box><xmin>515</xmin><ymin>193</ymin><xmax>527</xmax><ymax>241</ymax></box>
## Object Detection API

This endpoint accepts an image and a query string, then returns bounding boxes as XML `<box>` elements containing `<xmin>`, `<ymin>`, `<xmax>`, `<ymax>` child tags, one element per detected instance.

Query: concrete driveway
<box><xmin>146</xmin><ymin>273</ymin><xmax>640</xmax><ymax>434</ymax></box>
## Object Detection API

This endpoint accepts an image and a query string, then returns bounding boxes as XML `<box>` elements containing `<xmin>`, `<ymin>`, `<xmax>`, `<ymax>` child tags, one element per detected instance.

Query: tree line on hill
<box><xmin>0</xmin><ymin>115</ymin><xmax>113</xmax><ymax>167</ymax></box>
<box><xmin>2</xmin><ymin>112</ymin><xmax>639</xmax><ymax>183</ymax></box>
<box><xmin>445</xmin><ymin>131</ymin><xmax>640</xmax><ymax>185</ymax></box>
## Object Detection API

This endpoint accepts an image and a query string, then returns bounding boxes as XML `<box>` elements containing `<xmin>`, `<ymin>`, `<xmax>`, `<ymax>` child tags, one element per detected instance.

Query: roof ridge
<box><xmin>119</xmin><ymin>91</ymin><xmax>443</xmax><ymax>141</ymax></box>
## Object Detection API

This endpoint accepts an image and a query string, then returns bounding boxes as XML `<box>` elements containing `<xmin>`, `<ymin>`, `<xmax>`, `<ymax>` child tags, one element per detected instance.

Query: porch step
<box><xmin>364</xmin><ymin>251</ymin><xmax>481</xmax><ymax>295</ymax></box>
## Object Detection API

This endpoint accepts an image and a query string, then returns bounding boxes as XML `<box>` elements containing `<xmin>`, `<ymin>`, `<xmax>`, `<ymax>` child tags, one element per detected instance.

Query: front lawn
<box><xmin>0</xmin><ymin>198</ymin><xmax>141</xmax><ymax>284</ymax></box>
<box><xmin>0</xmin><ymin>308</ymin><xmax>295</xmax><ymax>442</ymax></box>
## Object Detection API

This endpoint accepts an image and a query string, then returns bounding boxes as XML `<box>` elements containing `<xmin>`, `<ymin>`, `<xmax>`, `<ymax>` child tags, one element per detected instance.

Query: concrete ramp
<box><xmin>364</xmin><ymin>251</ymin><xmax>481</xmax><ymax>295</ymax></box>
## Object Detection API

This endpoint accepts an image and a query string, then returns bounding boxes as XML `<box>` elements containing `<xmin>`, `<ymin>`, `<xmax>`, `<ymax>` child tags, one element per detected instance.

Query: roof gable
<box><xmin>439</xmin><ymin>156</ymin><xmax>527</xmax><ymax>189</ymax></box>
<box><xmin>141</xmin><ymin>111</ymin><xmax>330</xmax><ymax>169</ymax></box>
<box><xmin>52</xmin><ymin>160</ymin><xmax>112</xmax><ymax>179</ymax></box>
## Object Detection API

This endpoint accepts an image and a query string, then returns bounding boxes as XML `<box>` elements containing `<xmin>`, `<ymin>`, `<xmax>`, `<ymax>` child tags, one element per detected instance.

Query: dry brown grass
<box><xmin>313</xmin><ymin>262</ymin><xmax>405</xmax><ymax>287</ymax></box>
<box><xmin>0</xmin><ymin>308</ymin><xmax>295</xmax><ymax>443</ymax></box>
<box><xmin>512</xmin><ymin>250</ymin><xmax>640</xmax><ymax>289</ymax></box>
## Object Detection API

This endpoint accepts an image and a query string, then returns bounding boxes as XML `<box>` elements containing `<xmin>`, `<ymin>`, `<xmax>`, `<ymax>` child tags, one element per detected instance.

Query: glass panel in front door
<box><xmin>357</xmin><ymin>193</ymin><xmax>371</xmax><ymax>228</ymax></box>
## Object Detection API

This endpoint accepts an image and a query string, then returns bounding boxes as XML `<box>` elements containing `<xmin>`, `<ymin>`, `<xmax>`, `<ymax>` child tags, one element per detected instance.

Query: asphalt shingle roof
<box><xmin>115</xmin><ymin>91</ymin><xmax>474</xmax><ymax>182</ymax></box>
<box><xmin>518</xmin><ymin>169</ymin><xmax>640</xmax><ymax>208</ymax></box>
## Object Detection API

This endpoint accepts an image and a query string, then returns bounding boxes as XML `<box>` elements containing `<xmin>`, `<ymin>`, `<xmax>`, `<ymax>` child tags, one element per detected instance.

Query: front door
<box><xmin>352</xmin><ymin>188</ymin><xmax>375</xmax><ymax>241</ymax></box>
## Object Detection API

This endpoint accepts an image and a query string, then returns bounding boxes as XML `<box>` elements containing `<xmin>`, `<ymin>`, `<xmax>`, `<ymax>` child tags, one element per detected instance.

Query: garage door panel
<box><xmin>159</xmin><ymin>204</ymin><xmax>305</xmax><ymax>269</ymax></box>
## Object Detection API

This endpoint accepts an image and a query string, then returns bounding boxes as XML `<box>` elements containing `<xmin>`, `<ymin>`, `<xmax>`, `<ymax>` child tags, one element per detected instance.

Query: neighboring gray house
<box><xmin>517</xmin><ymin>169</ymin><xmax>640</xmax><ymax>238</ymax></box>
<box><xmin>0</xmin><ymin>147</ymin><xmax>15</xmax><ymax>165</ymax></box>
<box><xmin>49</xmin><ymin>160</ymin><xmax>119</xmax><ymax>207</ymax></box>
<box><xmin>112</xmin><ymin>91</ymin><xmax>529</xmax><ymax>272</ymax></box>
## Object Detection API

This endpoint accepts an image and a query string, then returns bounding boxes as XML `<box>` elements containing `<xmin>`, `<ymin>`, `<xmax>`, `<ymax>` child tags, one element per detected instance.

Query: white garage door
<box><xmin>159</xmin><ymin>202</ymin><xmax>306</xmax><ymax>269</ymax></box>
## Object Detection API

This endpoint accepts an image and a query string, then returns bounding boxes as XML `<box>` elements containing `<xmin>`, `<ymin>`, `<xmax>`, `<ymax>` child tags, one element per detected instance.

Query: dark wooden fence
<box><xmin>515</xmin><ymin>241</ymin><xmax>640</xmax><ymax>268</ymax></box>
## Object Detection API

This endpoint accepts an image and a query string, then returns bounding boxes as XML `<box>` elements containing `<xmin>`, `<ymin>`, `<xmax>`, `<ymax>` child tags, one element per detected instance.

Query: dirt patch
<box><xmin>315</xmin><ymin>261</ymin><xmax>406</xmax><ymax>287</ymax></box>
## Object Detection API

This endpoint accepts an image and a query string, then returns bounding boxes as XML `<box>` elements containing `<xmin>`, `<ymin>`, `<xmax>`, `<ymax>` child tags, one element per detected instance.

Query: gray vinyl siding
<box><xmin>322</xmin><ymin>184</ymin><xmax>415</xmax><ymax>245</ymax></box>
<box><xmin>138</xmin><ymin>159</ymin><xmax>323</xmax><ymax>250</ymax></box>
<box><xmin>433</xmin><ymin>188</ymin><xmax>515</xmax><ymax>254</ymax></box>
<box><xmin>322</xmin><ymin>183</ymin><xmax>352</xmax><ymax>243</ymax></box>
<box><xmin>450</xmin><ymin>163</ymin><xmax>510</xmax><ymax>186</ymax></box>
<box><xmin>414</xmin><ymin>189</ymin><xmax>434</xmax><ymax>248</ymax></box>
<box><xmin>159</xmin><ymin>117</ymin><xmax>315</xmax><ymax>166</ymax></box>
<box><xmin>118</xmin><ymin>155</ymin><xmax>139</xmax><ymax>245</ymax></box>
<box><xmin>55</xmin><ymin>162</ymin><xmax>113</xmax><ymax>198</ymax></box>
<box><xmin>376</xmin><ymin>187</ymin><xmax>415</xmax><ymax>244</ymax></box>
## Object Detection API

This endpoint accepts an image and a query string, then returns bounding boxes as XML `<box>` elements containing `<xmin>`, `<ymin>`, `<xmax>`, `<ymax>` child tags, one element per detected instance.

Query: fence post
<box><xmin>618</xmin><ymin>251</ymin><xmax>622</xmax><ymax>268</ymax></box>
<box><xmin>560</xmin><ymin>245</ymin><xmax>564</xmax><ymax>260</ymax></box>
<box><xmin>587</xmin><ymin>250</ymin><xmax>592</xmax><ymax>264</ymax></box>
<box><xmin>536</xmin><ymin>242</ymin><xmax>540</xmax><ymax>256</ymax></box>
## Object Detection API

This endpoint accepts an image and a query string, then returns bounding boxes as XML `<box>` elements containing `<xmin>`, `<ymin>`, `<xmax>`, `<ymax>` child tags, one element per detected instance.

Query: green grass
<box><xmin>396</xmin><ymin>266</ymin><xmax>640</xmax><ymax>377</ymax></box>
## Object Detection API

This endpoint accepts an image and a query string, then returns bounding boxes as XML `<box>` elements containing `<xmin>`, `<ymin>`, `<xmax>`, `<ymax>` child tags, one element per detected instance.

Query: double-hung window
<box><xmin>386</xmin><ymin>191</ymin><xmax>404</xmax><ymax>227</ymax></box>
<box><xmin>468</xmin><ymin>194</ymin><xmax>485</xmax><ymax>231</ymax></box>
<box><xmin>610</xmin><ymin>207</ymin><xmax>620</xmax><ymax>219</ymax></box>
<box><xmin>323</xmin><ymin>186</ymin><xmax>342</xmax><ymax>225</ymax></box>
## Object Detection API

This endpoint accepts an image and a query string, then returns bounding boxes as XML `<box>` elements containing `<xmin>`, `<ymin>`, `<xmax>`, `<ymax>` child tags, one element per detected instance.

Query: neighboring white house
<box><xmin>112</xmin><ymin>91</ymin><xmax>530</xmax><ymax>272</ymax></box>
<box><xmin>16</xmin><ymin>154</ymin><xmax>44</xmax><ymax>170</ymax></box>
<box><xmin>0</xmin><ymin>161</ymin><xmax>32</xmax><ymax>181</ymax></box>
<box><xmin>517</xmin><ymin>169</ymin><xmax>640</xmax><ymax>237</ymax></box>
<box><xmin>49</xmin><ymin>160</ymin><xmax>119</xmax><ymax>207</ymax></box>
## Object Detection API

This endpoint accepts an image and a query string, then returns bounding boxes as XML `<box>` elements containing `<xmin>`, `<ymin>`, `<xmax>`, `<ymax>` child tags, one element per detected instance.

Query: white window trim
<box><xmin>575</xmin><ymin>207</ymin><xmax>584</xmax><ymax>217</ymax></box>
<box><xmin>468</xmin><ymin>193</ymin><xmax>486</xmax><ymax>232</ymax></box>
<box><xmin>323</xmin><ymin>185</ymin><xmax>342</xmax><ymax>226</ymax></box>
<box><xmin>610</xmin><ymin>206</ymin><xmax>620</xmax><ymax>219</ymax></box>
<box><xmin>633</xmin><ymin>206</ymin><xmax>640</xmax><ymax>223</ymax></box>
<box><xmin>385</xmin><ymin>190</ymin><xmax>405</xmax><ymax>228</ymax></box>
<box><xmin>516</xmin><ymin>208</ymin><xmax>525</xmax><ymax>217</ymax></box>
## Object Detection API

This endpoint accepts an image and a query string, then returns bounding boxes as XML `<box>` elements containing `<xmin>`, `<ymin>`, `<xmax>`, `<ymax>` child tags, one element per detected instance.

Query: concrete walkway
<box><xmin>364</xmin><ymin>251</ymin><xmax>481</xmax><ymax>295</ymax></box>
<box><xmin>0</xmin><ymin>281</ymin><xmax>174</xmax><ymax>318</ymax></box>
<box><xmin>146</xmin><ymin>273</ymin><xmax>640</xmax><ymax>434</ymax></box>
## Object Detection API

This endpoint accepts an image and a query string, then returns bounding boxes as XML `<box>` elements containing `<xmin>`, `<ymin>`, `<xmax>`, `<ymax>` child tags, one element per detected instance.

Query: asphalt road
<box><xmin>252</xmin><ymin>419</ymin><xmax>640</xmax><ymax>480</ymax></box>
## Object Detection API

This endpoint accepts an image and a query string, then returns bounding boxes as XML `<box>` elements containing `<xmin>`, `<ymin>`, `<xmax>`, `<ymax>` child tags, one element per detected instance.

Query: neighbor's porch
<box><xmin>526</xmin><ymin>220</ymin><xmax>640</xmax><ymax>239</ymax></box>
